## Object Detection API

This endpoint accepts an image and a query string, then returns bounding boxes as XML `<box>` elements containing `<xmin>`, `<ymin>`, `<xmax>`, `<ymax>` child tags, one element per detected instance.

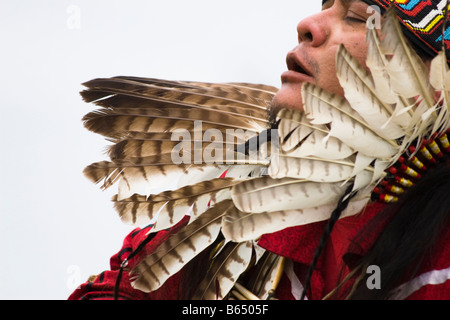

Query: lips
<box><xmin>287</xmin><ymin>52</ymin><xmax>312</xmax><ymax>76</ymax></box>
<box><xmin>281</xmin><ymin>51</ymin><xmax>314</xmax><ymax>84</ymax></box>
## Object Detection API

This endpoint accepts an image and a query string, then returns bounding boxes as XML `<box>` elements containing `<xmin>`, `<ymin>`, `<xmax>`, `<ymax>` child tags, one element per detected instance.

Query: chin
<box><xmin>269</xmin><ymin>84</ymin><xmax>304</xmax><ymax>123</ymax></box>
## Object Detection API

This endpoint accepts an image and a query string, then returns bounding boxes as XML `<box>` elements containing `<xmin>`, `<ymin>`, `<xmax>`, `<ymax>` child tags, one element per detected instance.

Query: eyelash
<box><xmin>345</xmin><ymin>15</ymin><xmax>366</xmax><ymax>24</ymax></box>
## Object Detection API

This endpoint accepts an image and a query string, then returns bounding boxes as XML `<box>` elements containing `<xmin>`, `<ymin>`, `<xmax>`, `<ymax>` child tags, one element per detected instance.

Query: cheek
<box><xmin>316</xmin><ymin>39</ymin><xmax>369</xmax><ymax>96</ymax></box>
<box><xmin>345</xmin><ymin>38</ymin><xmax>369</xmax><ymax>67</ymax></box>
<box><xmin>316</xmin><ymin>53</ymin><xmax>344</xmax><ymax>96</ymax></box>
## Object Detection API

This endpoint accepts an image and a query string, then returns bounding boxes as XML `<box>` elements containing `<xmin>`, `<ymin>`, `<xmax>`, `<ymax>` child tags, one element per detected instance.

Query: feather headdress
<box><xmin>80</xmin><ymin>9</ymin><xmax>450</xmax><ymax>299</ymax></box>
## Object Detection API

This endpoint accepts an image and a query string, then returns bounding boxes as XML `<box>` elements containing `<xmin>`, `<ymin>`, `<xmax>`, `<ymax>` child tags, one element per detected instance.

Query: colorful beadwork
<box><xmin>362</xmin><ymin>0</ymin><xmax>450</xmax><ymax>62</ymax></box>
<box><xmin>372</xmin><ymin>131</ymin><xmax>450</xmax><ymax>203</ymax></box>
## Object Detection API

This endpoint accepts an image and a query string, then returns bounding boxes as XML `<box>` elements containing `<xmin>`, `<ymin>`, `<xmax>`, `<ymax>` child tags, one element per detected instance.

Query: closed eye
<box><xmin>345</xmin><ymin>10</ymin><xmax>367</xmax><ymax>24</ymax></box>
<box><xmin>345</xmin><ymin>16</ymin><xmax>366</xmax><ymax>23</ymax></box>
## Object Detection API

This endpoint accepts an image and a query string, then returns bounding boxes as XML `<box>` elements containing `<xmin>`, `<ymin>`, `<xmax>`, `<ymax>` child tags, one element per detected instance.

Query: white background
<box><xmin>0</xmin><ymin>0</ymin><xmax>317</xmax><ymax>299</ymax></box>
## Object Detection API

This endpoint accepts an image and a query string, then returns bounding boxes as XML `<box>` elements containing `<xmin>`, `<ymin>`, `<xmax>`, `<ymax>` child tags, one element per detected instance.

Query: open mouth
<box><xmin>287</xmin><ymin>54</ymin><xmax>312</xmax><ymax>77</ymax></box>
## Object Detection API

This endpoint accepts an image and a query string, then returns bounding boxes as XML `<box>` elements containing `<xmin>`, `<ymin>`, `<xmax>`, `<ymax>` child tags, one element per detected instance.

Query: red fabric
<box><xmin>258</xmin><ymin>201</ymin><xmax>450</xmax><ymax>300</ymax></box>
<box><xmin>68</xmin><ymin>217</ymin><xmax>190</xmax><ymax>300</ymax></box>
<box><xmin>257</xmin><ymin>201</ymin><xmax>388</xmax><ymax>300</ymax></box>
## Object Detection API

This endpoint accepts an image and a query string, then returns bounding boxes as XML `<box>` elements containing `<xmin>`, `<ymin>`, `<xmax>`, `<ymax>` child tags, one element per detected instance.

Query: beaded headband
<box><xmin>321</xmin><ymin>0</ymin><xmax>450</xmax><ymax>61</ymax></box>
<box><xmin>362</xmin><ymin>0</ymin><xmax>450</xmax><ymax>61</ymax></box>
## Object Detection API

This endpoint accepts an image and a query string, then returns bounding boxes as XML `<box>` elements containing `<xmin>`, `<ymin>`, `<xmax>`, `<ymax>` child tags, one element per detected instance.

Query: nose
<box><xmin>296</xmin><ymin>11</ymin><xmax>328</xmax><ymax>47</ymax></box>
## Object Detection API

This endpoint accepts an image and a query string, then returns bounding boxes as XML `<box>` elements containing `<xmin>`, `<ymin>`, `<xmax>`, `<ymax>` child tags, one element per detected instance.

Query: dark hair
<box><xmin>339</xmin><ymin>164</ymin><xmax>450</xmax><ymax>299</ymax></box>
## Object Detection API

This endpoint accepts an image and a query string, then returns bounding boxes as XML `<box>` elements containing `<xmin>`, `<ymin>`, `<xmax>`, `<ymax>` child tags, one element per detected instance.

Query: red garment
<box><xmin>257</xmin><ymin>202</ymin><xmax>389</xmax><ymax>300</ymax></box>
<box><xmin>258</xmin><ymin>201</ymin><xmax>450</xmax><ymax>300</ymax></box>
<box><xmin>68</xmin><ymin>217</ymin><xmax>190</xmax><ymax>300</ymax></box>
<box><xmin>69</xmin><ymin>202</ymin><xmax>450</xmax><ymax>300</ymax></box>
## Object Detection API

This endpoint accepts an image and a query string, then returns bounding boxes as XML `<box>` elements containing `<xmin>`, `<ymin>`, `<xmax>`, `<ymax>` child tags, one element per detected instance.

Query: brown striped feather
<box><xmin>277</xmin><ymin>108</ymin><xmax>355</xmax><ymax>159</ymax></box>
<box><xmin>80</xmin><ymin>78</ymin><xmax>271</xmax><ymax>125</ymax></box>
<box><xmin>82</xmin><ymin>77</ymin><xmax>275</xmax><ymax>112</ymax></box>
<box><xmin>193</xmin><ymin>241</ymin><xmax>253</xmax><ymax>300</ymax></box>
<box><xmin>130</xmin><ymin>200</ymin><xmax>234</xmax><ymax>293</ymax></box>
<box><xmin>269</xmin><ymin>153</ymin><xmax>374</xmax><ymax>183</ymax></box>
<box><xmin>221</xmin><ymin>197</ymin><xmax>369</xmax><ymax>242</ymax></box>
<box><xmin>231</xmin><ymin>177</ymin><xmax>348</xmax><ymax>213</ymax></box>
<box><xmin>83</xmin><ymin>160</ymin><xmax>226</xmax><ymax>192</ymax></box>
<box><xmin>82</xmin><ymin>108</ymin><xmax>265</xmax><ymax>140</ymax></box>
<box><xmin>113</xmin><ymin>178</ymin><xmax>239</xmax><ymax>227</ymax></box>
<box><xmin>246</xmin><ymin>252</ymin><xmax>282</xmax><ymax>299</ymax></box>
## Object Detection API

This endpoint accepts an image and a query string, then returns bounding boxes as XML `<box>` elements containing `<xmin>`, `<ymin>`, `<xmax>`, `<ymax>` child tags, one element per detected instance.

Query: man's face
<box><xmin>270</xmin><ymin>0</ymin><xmax>375</xmax><ymax>122</ymax></box>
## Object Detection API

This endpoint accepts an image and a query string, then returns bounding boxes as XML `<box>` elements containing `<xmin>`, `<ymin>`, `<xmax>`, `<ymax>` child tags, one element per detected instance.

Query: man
<box><xmin>69</xmin><ymin>0</ymin><xmax>450</xmax><ymax>300</ymax></box>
